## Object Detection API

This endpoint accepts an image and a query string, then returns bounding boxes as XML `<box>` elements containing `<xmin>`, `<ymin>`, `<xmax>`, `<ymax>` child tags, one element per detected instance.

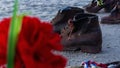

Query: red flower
<box><xmin>0</xmin><ymin>16</ymin><xmax>67</xmax><ymax>68</ymax></box>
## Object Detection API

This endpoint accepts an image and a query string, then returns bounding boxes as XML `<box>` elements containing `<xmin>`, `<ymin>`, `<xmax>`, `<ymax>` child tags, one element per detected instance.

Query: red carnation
<box><xmin>0</xmin><ymin>16</ymin><xmax>67</xmax><ymax>68</ymax></box>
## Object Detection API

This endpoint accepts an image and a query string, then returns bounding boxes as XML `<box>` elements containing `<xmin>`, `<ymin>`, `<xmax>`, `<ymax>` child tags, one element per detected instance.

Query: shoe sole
<box><xmin>63</xmin><ymin>45</ymin><xmax>101</xmax><ymax>54</ymax></box>
<box><xmin>80</xmin><ymin>45</ymin><xmax>101</xmax><ymax>54</ymax></box>
<box><xmin>101</xmin><ymin>19</ymin><xmax>120</xmax><ymax>24</ymax></box>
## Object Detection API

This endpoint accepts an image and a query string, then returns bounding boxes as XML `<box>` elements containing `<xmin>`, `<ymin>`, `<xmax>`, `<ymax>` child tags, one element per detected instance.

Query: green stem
<box><xmin>7</xmin><ymin>0</ymin><xmax>24</xmax><ymax>68</ymax></box>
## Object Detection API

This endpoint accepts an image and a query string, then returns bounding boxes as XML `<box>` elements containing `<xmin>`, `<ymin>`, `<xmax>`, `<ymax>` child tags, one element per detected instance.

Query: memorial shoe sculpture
<box><xmin>61</xmin><ymin>13</ymin><xmax>102</xmax><ymax>53</ymax></box>
<box><xmin>101</xmin><ymin>1</ymin><xmax>120</xmax><ymax>24</ymax></box>
<box><xmin>51</xmin><ymin>6</ymin><xmax>84</xmax><ymax>34</ymax></box>
<box><xmin>85</xmin><ymin>0</ymin><xmax>118</xmax><ymax>13</ymax></box>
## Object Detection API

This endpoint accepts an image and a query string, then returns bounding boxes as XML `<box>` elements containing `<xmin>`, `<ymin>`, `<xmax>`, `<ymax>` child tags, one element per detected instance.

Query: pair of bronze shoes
<box><xmin>51</xmin><ymin>7</ymin><xmax>102</xmax><ymax>53</ymax></box>
<box><xmin>85</xmin><ymin>0</ymin><xmax>120</xmax><ymax>24</ymax></box>
<box><xmin>85</xmin><ymin>0</ymin><xmax>118</xmax><ymax>13</ymax></box>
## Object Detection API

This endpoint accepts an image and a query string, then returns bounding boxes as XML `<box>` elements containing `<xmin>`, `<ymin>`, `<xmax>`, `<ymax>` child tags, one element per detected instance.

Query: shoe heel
<box><xmin>104</xmin><ymin>5</ymin><xmax>115</xmax><ymax>12</ymax></box>
<box><xmin>80</xmin><ymin>45</ymin><xmax>101</xmax><ymax>54</ymax></box>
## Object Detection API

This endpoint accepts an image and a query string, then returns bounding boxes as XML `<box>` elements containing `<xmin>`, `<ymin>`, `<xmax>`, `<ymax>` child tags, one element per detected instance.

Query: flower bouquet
<box><xmin>0</xmin><ymin>0</ymin><xmax>67</xmax><ymax>68</ymax></box>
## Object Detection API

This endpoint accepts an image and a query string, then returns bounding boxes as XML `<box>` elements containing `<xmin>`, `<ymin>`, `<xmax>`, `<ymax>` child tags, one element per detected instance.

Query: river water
<box><xmin>0</xmin><ymin>0</ymin><xmax>91</xmax><ymax>21</ymax></box>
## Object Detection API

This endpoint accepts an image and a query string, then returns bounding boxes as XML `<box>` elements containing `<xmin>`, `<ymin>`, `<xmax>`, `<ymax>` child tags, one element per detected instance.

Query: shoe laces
<box><xmin>60</xmin><ymin>19</ymin><xmax>74</xmax><ymax>40</ymax></box>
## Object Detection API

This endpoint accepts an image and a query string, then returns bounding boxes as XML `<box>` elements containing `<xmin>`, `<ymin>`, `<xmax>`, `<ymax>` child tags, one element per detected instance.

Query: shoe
<box><xmin>51</xmin><ymin>6</ymin><xmax>84</xmax><ymax>34</ymax></box>
<box><xmin>106</xmin><ymin>61</ymin><xmax>120</xmax><ymax>68</ymax></box>
<box><xmin>104</xmin><ymin>0</ymin><xmax>118</xmax><ymax>12</ymax></box>
<box><xmin>101</xmin><ymin>1</ymin><xmax>120</xmax><ymax>24</ymax></box>
<box><xmin>61</xmin><ymin>13</ymin><xmax>102</xmax><ymax>53</ymax></box>
<box><xmin>83</xmin><ymin>0</ymin><xmax>97</xmax><ymax>8</ymax></box>
<box><xmin>85</xmin><ymin>0</ymin><xmax>118</xmax><ymax>13</ymax></box>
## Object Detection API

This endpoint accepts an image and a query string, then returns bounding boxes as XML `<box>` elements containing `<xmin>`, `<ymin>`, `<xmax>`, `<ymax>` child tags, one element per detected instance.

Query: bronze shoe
<box><xmin>61</xmin><ymin>13</ymin><xmax>102</xmax><ymax>53</ymax></box>
<box><xmin>101</xmin><ymin>1</ymin><xmax>120</xmax><ymax>24</ymax></box>
<box><xmin>106</xmin><ymin>61</ymin><xmax>120</xmax><ymax>68</ymax></box>
<box><xmin>83</xmin><ymin>0</ymin><xmax>97</xmax><ymax>9</ymax></box>
<box><xmin>85</xmin><ymin>0</ymin><xmax>117</xmax><ymax>13</ymax></box>
<box><xmin>51</xmin><ymin>7</ymin><xmax>84</xmax><ymax>34</ymax></box>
